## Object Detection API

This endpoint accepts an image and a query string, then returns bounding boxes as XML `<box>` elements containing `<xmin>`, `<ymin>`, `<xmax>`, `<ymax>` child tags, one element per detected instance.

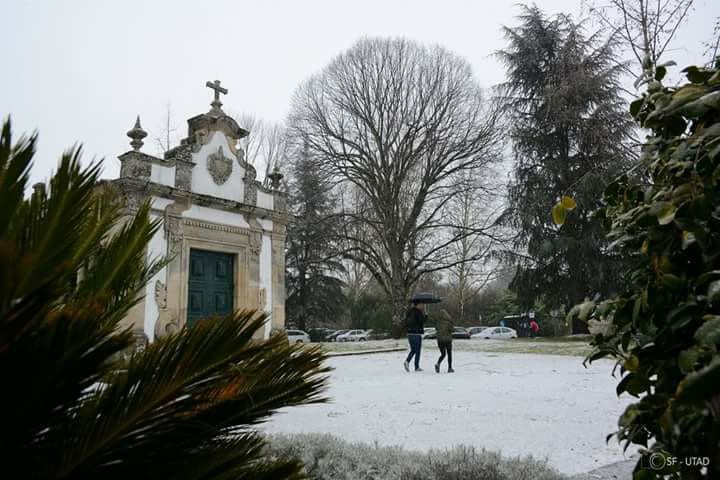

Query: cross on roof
<box><xmin>206</xmin><ymin>80</ymin><xmax>228</xmax><ymax>110</ymax></box>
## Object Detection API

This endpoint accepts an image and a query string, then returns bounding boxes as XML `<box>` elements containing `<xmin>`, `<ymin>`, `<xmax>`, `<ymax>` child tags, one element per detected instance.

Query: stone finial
<box><xmin>126</xmin><ymin>115</ymin><xmax>147</xmax><ymax>151</ymax></box>
<box><xmin>205</xmin><ymin>80</ymin><xmax>228</xmax><ymax>114</ymax></box>
<box><xmin>267</xmin><ymin>165</ymin><xmax>284</xmax><ymax>190</ymax></box>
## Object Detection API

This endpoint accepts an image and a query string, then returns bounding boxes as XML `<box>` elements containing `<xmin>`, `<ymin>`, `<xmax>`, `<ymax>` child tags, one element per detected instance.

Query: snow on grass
<box><xmin>262</xmin><ymin>348</ymin><xmax>636</xmax><ymax>476</ymax></box>
<box><xmin>316</xmin><ymin>338</ymin><xmax>593</xmax><ymax>357</ymax></box>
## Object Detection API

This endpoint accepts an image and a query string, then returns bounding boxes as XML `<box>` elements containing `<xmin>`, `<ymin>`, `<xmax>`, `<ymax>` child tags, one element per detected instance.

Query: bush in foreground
<box><xmin>0</xmin><ymin>119</ymin><xmax>330</xmax><ymax>479</ymax></box>
<box><xmin>568</xmin><ymin>61</ymin><xmax>720</xmax><ymax>478</ymax></box>
<box><xmin>267</xmin><ymin>433</ymin><xmax>564</xmax><ymax>480</ymax></box>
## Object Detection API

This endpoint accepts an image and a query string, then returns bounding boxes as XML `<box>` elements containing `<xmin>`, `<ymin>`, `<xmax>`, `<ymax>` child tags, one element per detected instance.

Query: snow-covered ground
<box><xmin>262</xmin><ymin>348</ymin><xmax>638</xmax><ymax>476</ymax></box>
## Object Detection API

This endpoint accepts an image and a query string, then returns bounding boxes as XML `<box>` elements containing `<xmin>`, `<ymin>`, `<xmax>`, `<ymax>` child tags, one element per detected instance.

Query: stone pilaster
<box><xmin>243</xmin><ymin>164</ymin><xmax>258</xmax><ymax>206</ymax></box>
<box><xmin>271</xmin><ymin>230</ymin><xmax>287</xmax><ymax>331</ymax></box>
<box><xmin>118</xmin><ymin>151</ymin><xmax>152</xmax><ymax>181</ymax></box>
<box><xmin>272</xmin><ymin>190</ymin><xmax>288</xmax><ymax>213</ymax></box>
<box><xmin>166</xmin><ymin>144</ymin><xmax>194</xmax><ymax>191</ymax></box>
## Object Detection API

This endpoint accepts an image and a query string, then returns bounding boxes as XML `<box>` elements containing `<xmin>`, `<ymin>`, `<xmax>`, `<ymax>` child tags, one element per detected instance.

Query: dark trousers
<box><xmin>437</xmin><ymin>340</ymin><xmax>452</xmax><ymax>368</ymax></box>
<box><xmin>406</xmin><ymin>334</ymin><xmax>422</xmax><ymax>369</ymax></box>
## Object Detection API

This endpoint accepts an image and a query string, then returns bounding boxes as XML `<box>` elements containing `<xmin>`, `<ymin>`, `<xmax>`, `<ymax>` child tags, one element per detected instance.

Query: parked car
<box><xmin>326</xmin><ymin>329</ymin><xmax>349</xmax><ymax>342</ymax></box>
<box><xmin>466</xmin><ymin>326</ymin><xmax>490</xmax><ymax>336</ymax></box>
<box><xmin>308</xmin><ymin>327</ymin><xmax>333</xmax><ymax>342</ymax></box>
<box><xmin>368</xmin><ymin>330</ymin><xmax>389</xmax><ymax>340</ymax></box>
<box><xmin>423</xmin><ymin>327</ymin><xmax>437</xmax><ymax>339</ymax></box>
<box><xmin>286</xmin><ymin>329</ymin><xmax>311</xmax><ymax>344</ymax></box>
<box><xmin>336</xmin><ymin>329</ymin><xmax>371</xmax><ymax>342</ymax></box>
<box><xmin>471</xmin><ymin>326</ymin><xmax>518</xmax><ymax>340</ymax></box>
<box><xmin>451</xmin><ymin>326</ymin><xmax>471</xmax><ymax>339</ymax></box>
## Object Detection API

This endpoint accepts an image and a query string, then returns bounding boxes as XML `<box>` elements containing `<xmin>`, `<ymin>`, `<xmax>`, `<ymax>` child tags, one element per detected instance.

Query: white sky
<box><xmin>2</xmin><ymin>0</ymin><xmax>718</xmax><ymax>185</ymax></box>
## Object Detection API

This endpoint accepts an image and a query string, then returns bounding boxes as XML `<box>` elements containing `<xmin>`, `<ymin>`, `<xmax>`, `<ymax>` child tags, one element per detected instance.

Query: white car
<box><xmin>471</xmin><ymin>326</ymin><xmax>517</xmax><ymax>340</ymax></box>
<box><xmin>422</xmin><ymin>327</ymin><xmax>436</xmax><ymax>339</ymax></box>
<box><xmin>286</xmin><ymin>329</ymin><xmax>310</xmax><ymax>344</ymax></box>
<box><xmin>336</xmin><ymin>329</ymin><xmax>370</xmax><ymax>342</ymax></box>
<box><xmin>467</xmin><ymin>326</ymin><xmax>490</xmax><ymax>336</ymax></box>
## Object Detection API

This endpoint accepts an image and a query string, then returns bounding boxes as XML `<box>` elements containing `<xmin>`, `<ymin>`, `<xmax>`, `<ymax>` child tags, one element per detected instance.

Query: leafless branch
<box><xmin>290</xmin><ymin>38</ymin><xmax>504</xmax><ymax>321</ymax></box>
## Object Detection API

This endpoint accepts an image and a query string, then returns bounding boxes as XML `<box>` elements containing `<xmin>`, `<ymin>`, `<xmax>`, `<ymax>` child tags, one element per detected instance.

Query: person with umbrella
<box><xmin>403</xmin><ymin>293</ymin><xmax>439</xmax><ymax>372</ymax></box>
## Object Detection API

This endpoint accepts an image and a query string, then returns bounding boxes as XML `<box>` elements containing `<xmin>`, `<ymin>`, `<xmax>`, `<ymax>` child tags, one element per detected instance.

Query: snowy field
<box><xmin>262</xmin><ymin>348</ymin><xmax>637</xmax><ymax>476</ymax></box>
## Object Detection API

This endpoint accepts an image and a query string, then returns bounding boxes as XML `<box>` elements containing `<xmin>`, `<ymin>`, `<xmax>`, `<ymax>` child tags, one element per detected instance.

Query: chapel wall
<box><xmin>114</xmin><ymin>81</ymin><xmax>290</xmax><ymax>343</ymax></box>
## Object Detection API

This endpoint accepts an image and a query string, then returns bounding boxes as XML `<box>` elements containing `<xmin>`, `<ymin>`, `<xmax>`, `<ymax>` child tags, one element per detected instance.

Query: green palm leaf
<box><xmin>0</xmin><ymin>119</ymin><xmax>329</xmax><ymax>479</ymax></box>
<box><xmin>45</xmin><ymin>311</ymin><xmax>328</xmax><ymax>479</ymax></box>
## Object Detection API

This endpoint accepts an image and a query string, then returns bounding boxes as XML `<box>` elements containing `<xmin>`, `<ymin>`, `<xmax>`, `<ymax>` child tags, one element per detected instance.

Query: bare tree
<box><xmin>586</xmin><ymin>0</ymin><xmax>695</xmax><ymax>83</ymax></box>
<box><xmin>234</xmin><ymin>112</ymin><xmax>263</xmax><ymax>165</ymax></box>
<box><xmin>339</xmin><ymin>185</ymin><xmax>372</xmax><ymax>304</ymax></box>
<box><xmin>444</xmin><ymin>168</ymin><xmax>505</xmax><ymax>324</ymax></box>
<box><xmin>259</xmin><ymin>123</ymin><xmax>288</xmax><ymax>187</ymax></box>
<box><xmin>703</xmin><ymin>16</ymin><xmax>720</xmax><ymax>65</ymax></box>
<box><xmin>289</xmin><ymin>38</ymin><xmax>503</xmax><ymax>324</ymax></box>
<box><xmin>153</xmin><ymin>101</ymin><xmax>178</xmax><ymax>155</ymax></box>
<box><xmin>233</xmin><ymin>112</ymin><xmax>288</xmax><ymax>185</ymax></box>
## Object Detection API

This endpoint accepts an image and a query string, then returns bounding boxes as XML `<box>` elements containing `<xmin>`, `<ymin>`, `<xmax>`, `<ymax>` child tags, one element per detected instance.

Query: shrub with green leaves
<box><xmin>571</xmin><ymin>62</ymin><xmax>720</xmax><ymax>478</ymax></box>
<box><xmin>0</xmin><ymin>119</ymin><xmax>330</xmax><ymax>479</ymax></box>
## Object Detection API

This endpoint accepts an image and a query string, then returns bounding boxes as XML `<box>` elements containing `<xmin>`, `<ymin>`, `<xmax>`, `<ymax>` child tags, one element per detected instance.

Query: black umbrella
<box><xmin>410</xmin><ymin>292</ymin><xmax>442</xmax><ymax>304</ymax></box>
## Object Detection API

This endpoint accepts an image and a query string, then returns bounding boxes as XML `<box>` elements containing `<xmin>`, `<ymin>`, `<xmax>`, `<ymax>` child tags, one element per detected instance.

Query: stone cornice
<box><xmin>110</xmin><ymin>177</ymin><xmax>292</xmax><ymax>225</ymax></box>
<box><xmin>118</xmin><ymin>150</ymin><xmax>175</xmax><ymax>167</ymax></box>
<box><xmin>182</xmin><ymin>218</ymin><xmax>253</xmax><ymax>236</ymax></box>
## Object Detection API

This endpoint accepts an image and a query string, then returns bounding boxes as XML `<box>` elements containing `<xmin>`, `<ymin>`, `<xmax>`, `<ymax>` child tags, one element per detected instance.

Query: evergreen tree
<box><xmin>285</xmin><ymin>146</ymin><xmax>346</xmax><ymax>331</ymax></box>
<box><xmin>498</xmin><ymin>5</ymin><xmax>634</xmax><ymax>332</ymax></box>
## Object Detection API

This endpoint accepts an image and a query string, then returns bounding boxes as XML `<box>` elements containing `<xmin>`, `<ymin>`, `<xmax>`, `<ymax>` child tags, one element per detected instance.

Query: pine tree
<box><xmin>285</xmin><ymin>146</ymin><xmax>346</xmax><ymax>331</ymax></box>
<box><xmin>498</xmin><ymin>5</ymin><xmax>635</xmax><ymax>332</ymax></box>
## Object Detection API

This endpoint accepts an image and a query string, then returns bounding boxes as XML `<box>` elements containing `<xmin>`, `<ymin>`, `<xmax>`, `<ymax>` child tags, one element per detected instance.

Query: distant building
<box><xmin>109</xmin><ymin>80</ymin><xmax>289</xmax><ymax>341</ymax></box>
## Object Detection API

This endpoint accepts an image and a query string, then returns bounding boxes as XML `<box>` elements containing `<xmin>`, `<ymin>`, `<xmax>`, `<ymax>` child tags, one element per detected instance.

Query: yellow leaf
<box><xmin>552</xmin><ymin>203</ymin><xmax>566</xmax><ymax>226</ymax></box>
<box><xmin>656</xmin><ymin>202</ymin><xmax>677</xmax><ymax>225</ymax></box>
<box><xmin>561</xmin><ymin>195</ymin><xmax>577</xmax><ymax>210</ymax></box>
<box><xmin>624</xmin><ymin>355</ymin><xmax>640</xmax><ymax>373</ymax></box>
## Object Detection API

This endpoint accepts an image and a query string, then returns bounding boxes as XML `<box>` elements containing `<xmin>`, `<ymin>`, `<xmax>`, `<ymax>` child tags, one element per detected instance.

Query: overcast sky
<box><xmin>2</xmin><ymin>0</ymin><xmax>717</xmax><ymax>185</ymax></box>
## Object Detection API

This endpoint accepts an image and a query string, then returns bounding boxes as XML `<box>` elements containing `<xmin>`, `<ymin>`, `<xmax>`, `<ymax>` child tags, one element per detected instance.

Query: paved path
<box><xmin>571</xmin><ymin>458</ymin><xmax>637</xmax><ymax>479</ymax></box>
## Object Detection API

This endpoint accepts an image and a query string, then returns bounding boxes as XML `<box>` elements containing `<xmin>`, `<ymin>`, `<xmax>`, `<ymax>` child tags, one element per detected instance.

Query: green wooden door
<box><xmin>187</xmin><ymin>249</ymin><xmax>234</xmax><ymax>327</ymax></box>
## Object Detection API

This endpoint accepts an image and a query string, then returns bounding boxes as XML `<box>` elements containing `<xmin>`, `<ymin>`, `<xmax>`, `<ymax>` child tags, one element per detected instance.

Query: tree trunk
<box><xmin>391</xmin><ymin>298</ymin><xmax>407</xmax><ymax>324</ymax></box>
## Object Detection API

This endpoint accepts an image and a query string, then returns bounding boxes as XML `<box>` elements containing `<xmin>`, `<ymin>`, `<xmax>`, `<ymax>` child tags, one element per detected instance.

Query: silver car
<box><xmin>471</xmin><ymin>326</ymin><xmax>517</xmax><ymax>340</ymax></box>
<box><xmin>467</xmin><ymin>326</ymin><xmax>490</xmax><ymax>336</ymax></box>
<box><xmin>336</xmin><ymin>329</ymin><xmax>370</xmax><ymax>342</ymax></box>
<box><xmin>286</xmin><ymin>329</ymin><xmax>311</xmax><ymax>344</ymax></box>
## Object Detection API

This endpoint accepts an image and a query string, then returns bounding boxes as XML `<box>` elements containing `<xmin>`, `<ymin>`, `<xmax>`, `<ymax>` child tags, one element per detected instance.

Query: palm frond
<box><xmin>1</xmin><ymin>118</ymin><xmax>327</xmax><ymax>479</ymax></box>
<box><xmin>0</xmin><ymin>117</ymin><xmax>35</xmax><ymax>237</ymax></box>
<box><xmin>47</xmin><ymin>311</ymin><xmax>329</xmax><ymax>478</ymax></box>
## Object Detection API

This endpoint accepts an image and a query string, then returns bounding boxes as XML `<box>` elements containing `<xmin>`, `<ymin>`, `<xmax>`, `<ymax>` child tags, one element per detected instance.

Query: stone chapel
<box><xmin>110</xmin><ymin>80</ymin><xmax>289</xmax><ymax>342</ymax></box>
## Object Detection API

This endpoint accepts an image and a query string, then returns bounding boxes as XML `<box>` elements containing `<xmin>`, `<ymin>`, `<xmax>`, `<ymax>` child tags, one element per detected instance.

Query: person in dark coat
<box><xmin>434</xmin><ymin>309</ymin><xmax>455</xmax><ymax>373</ymax></box>
<box><xmin>403</xmin><ymin>300</ymin><xmax>425</xmax><ymax>372</ymax></box>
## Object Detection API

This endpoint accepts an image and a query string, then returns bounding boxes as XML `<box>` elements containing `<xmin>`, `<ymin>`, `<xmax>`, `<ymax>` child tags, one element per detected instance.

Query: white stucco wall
<box><xmin>150</xmin><ymin>195</ymin><xmax>174</xmax><ymax>212</ymax></box>
<box><xmin>257</xmin><ymin>190</ymin><xmax>273</xmax><ymax>210</ymax></box>
<box><xmin>258</xmin><ymin>218</ymin><xmax>273</xmax><ymax>232</ymax></box>
<box><xmin>260</xmin><ymin>233</ymin><xmax>273</xmax><ymax>338</ymax></box>
<box><xmin>191</xmin><ymin>131</ymin><xmax>245</xmax><ymax>202</ymax></box>
<box><xmin>182</xmin><ymin>205</ymin><xmax>250</xmax><ymax>228</ymax></box>
<box><xmin>151</xmin><ymin>163</ymin><xmax>176</xmax><ymax>187</ymax></box>
<box><xmin>144</xmin><ymin>214</ymin><xmax>167</xmax><ymax>341</ymax></box>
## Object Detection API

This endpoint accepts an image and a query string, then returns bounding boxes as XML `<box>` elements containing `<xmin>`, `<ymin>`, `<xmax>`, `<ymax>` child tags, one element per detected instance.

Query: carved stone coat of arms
<box><xmin>207</xmin><ymin>146</ymin><xmax>233</xmax><ymax>185</ymax></box>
